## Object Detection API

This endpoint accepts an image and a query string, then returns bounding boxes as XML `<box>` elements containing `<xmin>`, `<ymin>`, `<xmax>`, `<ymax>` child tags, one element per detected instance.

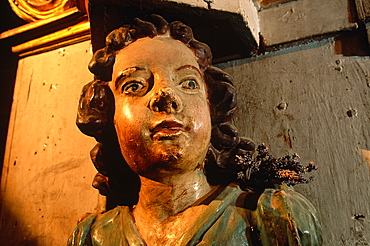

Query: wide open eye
<box><xmin>122</xmin><ymin>81</ymin><xmax>145</xmax><ymax>95</ymax></box>
<box><xmin>181</xmin><ymin>78</ymin><xmax>199</xmax><ymax>90</ymax></box>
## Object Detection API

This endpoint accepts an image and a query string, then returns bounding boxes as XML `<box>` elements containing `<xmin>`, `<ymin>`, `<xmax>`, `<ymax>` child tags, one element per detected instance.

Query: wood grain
<box><xmin>355</xmin><ymin>0</ymin><xmax>370</xmax><ymax>22</ymax></box>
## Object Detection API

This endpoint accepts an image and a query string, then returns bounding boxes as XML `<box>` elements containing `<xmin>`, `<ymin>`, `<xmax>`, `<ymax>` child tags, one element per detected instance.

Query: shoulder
<box><xmin>67</xmin><ymin>212</ymin><xmax>98</xmax><ymax>246</ymax></box>
<box><xmin>251</xmin><ymin>186</ymin><xmax>322</xmax><ymax>246</ymax></box>
<box><xmin>67</xmin><ymin>206</ymin><xmax>125</xmax><ymax>246</ymax></box>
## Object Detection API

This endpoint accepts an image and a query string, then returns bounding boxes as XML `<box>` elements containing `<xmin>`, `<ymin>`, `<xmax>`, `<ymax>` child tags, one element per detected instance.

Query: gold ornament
<box><xmin>8</xmin><ymin>0</ymin><xmax>76</xmax><ymax>21</ymax></box>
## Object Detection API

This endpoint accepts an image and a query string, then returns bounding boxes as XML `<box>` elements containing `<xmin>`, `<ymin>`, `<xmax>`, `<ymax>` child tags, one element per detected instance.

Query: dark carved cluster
<box><xmin>234</xmin><ymin>144</ymin><xmax>318</xmax><ymax>190</ymax></box>
<box><xmin>206</xmin><ymin>142</ymin><xmax>318</xmax><ymax>191</ymax></box>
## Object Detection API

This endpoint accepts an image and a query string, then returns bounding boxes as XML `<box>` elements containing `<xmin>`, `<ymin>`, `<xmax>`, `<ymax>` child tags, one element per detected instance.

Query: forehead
<box><xmin>114</xmin><ymin>36</ymin><xmax>199</xmax><ymax>69</ymax></box>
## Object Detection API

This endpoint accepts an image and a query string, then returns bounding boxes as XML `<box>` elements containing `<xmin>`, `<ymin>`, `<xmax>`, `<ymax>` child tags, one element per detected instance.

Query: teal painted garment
<box><xmin>67</xmin><ymin>185</ymin><xmax>322</xmax><ymax>246</ymax></box>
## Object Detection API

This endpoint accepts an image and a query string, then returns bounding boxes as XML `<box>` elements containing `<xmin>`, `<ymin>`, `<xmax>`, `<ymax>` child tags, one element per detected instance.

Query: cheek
<box><xmin>193</xmin><ymin>110</ymin><xmax>211</xmax><ymax>135</ymax></box>
<box><xmin>113</xmin><ymin>103</ymin><xmax>151</xmax><ymax>171</ymax></box>
<box><xmin>113</xmin><ymin>100</ymin><xmax>148</xmax><ymax>145</ymax></box>
<box><xmin>114</xmin><ymin>100</ymin><xmax>141</xmax><ymax>124</ymax></box>
<box><xmin>189</xmin><ymin>97</ymin><xmax>212</xmax><ymax>141</ymax></box>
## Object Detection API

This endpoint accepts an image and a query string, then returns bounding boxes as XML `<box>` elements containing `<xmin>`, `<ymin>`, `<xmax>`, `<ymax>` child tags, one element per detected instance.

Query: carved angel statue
<box><xmin>68</xmin><ymin>15</ymin><xmax>322</xmax><ymax>246</ymax></box>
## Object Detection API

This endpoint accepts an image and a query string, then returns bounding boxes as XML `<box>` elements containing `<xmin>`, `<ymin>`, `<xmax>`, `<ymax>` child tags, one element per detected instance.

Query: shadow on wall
<box><xmin>0</xmin><ymin>3</ymin><xmax>32</xmax><ymax>245</ymax></box>
<box><xmin>0</xmin><ymin>203</ymin><xmax>38</xmax><ymax>245</ymax></box>
<box><xmin>0</xmin><ymin>2</ymin><xmax>26</xmax><ymax>176</ymax></box>
<box><xmin>217</xmin><ymin>26</ymin><xmax>370</xmax><ymax>71</ymax></box>
<box><xmin>334</xmin><ymin>27</ymin><xmax>370</xmax><ymax>57</ymax></box>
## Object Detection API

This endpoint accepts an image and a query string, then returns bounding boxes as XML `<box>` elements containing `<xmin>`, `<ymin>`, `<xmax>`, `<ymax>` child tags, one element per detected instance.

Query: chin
<box><xmin>138</xmin><ymin>148</ymin><xmax>199</xmax><ymax>179</ymax></box>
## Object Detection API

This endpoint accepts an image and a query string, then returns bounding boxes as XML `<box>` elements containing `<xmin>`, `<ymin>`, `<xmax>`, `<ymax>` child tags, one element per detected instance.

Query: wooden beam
<box><xmin>355</xmin><ymin>0</ymin><xmax>370</xmax><ymax>22</ymax></box>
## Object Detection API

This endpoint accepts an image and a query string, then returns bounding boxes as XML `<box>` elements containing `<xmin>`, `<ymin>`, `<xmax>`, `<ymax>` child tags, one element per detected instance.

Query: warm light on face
<box><xmin>109</xmin><ymin>36</ymin><xmax>212</xmax><ymax>180</ymax></box>
<box><xmin>122</xmin><ymin>104</ymin><xmax>133</xmax><ymax>121</ymax></box>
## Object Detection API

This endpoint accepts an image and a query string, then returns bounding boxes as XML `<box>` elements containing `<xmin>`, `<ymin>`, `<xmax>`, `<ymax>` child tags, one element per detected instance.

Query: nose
<box><xmin>149</xmin><ymin>88</ymin><xmax>183</xmax><ymax>113</ymax></box>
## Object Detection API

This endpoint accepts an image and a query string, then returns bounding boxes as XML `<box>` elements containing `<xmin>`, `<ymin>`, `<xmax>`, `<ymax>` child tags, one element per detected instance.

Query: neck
<box><xmin>133</xmin><ymin>170</ymin><xmax>213</xmax><ymax>220</ymax></box>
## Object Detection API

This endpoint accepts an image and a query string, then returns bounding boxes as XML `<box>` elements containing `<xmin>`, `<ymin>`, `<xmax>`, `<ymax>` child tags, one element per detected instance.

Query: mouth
<box><xmin>150</xmin><ymin>120</ymin><xmax>188</xmax><ymax>141</ymax></box>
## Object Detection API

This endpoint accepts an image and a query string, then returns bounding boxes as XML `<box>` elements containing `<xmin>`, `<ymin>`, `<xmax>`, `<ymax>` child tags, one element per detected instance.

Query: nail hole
<box><xmin>346</xmin><ymin>109</ymin><xmax>357</xmax><ymax>117</ymax></box>
<box><xmin>277</xmin><ymin>102</ymin><xmax>288</xmax><ymax>111</ymax></box>
<box><xmin>352</xmin><ymin>214</ymin><xmax>365</xmax><ymax>220</ymax></box>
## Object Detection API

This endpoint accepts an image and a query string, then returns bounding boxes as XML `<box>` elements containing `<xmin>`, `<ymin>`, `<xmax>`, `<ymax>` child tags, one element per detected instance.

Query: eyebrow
<box><xmin>175</xmin><ymin>65</ymin><xmax>202</xmax><ymax>76</ymax></box>
<box><xmin>114</xmin><ymin>66</ymin><xmax>145</xmax><ymax>89</ymax></box>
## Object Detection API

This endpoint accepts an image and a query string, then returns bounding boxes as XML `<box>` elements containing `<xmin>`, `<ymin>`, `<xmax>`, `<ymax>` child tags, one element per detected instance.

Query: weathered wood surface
<box><xmin>157</xmin><ymin>0</ymin><xmax>260</xmax><ymax>41</ymax></box>
<box><xmin>355</xmin><ymin>0</ymin><xmax>370</xmax><ymax>22</ymax></box>
<box><xmin>258</xmin><ymin>0</ymin><xmax>296</xmax><ymax>10</ymax></box>
<box><xmin>0</xmin><ymin>41</ymin><xmax>105</xmax><ymax>245</ymax></box>
<box><xmin>218</xmin><ymin>39</ymin><xmax>370</xmax><ymax>245</ymax></box>
<box><xmin>259</xmin><ymin>0</ymin><xmax>358</xmax><ymax>46</ymax></box>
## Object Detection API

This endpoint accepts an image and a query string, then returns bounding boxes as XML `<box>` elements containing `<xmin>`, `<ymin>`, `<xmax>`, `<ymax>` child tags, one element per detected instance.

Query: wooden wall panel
<box><xmin>258</xmin><ymin>0</ymin><xmax>296</xmax><ymax>9</ymax></box>
<box><xmin>0</xmin><ymin>40</ymin><xmax>105</xmax><ymax>245</ymax></box>
<box><xmin>355</xmin><ymin>0</ymin><xmax>370</xmax><ymax>22</ymax></box>
<box><xmin>259</xmin><ymin>0</ymin><xmax>357</xmax><ymax>46</ymax></box>
<box><xmin>219</xmin><ymin>39</ymin><xmax>370</xmax><ymax>245</ymax></box>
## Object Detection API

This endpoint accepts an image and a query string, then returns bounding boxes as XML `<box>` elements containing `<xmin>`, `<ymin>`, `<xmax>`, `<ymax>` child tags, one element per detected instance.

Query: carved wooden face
<box><xmin>110</xmin><ymin>36</ymin><xmax>212</xmax><ymax>181</ymax></box>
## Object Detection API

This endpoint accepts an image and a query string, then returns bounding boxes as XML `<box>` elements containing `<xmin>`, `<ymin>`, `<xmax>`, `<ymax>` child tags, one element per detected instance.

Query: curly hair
<box><xmin>76</xmin><ymin>15</ymin><xmax>255</xmax><ymax>206</ymax></box>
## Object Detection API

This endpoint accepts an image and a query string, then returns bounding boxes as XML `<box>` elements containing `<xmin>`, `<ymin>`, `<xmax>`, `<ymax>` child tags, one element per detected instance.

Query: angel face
<box><xmin>110</xmin><ymin>36</ymin><xmax>212</xmax><ymax>181</ymax></box>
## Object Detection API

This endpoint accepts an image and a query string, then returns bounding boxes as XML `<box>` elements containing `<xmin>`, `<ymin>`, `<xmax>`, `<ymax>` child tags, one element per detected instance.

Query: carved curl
<box><xmin>77</xmin><ymin>15</ymin><xmax>253</xmax><ymax>205</ymax></box>
<box><xmin>76</xmin><ymin>80</ymin><xmax>114</xmax><ymax>140</ymax></box>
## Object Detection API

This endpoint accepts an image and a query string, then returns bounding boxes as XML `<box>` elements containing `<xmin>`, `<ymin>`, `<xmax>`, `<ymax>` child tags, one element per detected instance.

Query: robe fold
<box><xmin>67</xmin><ymin>185</ymin><xmax>322</xmax><ymax>246</ymax></box>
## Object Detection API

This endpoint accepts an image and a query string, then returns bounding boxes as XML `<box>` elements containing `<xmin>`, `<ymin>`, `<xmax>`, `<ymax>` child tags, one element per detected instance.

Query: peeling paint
<box><xmin>358</xmin><ymin>149</ymin><xmax>370</xmax><ymax>173</ymax></box>
<box><xmin>278</xmin><ymin>8</ymin><xmax>305</xmax><ymax>23</ymax></box>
